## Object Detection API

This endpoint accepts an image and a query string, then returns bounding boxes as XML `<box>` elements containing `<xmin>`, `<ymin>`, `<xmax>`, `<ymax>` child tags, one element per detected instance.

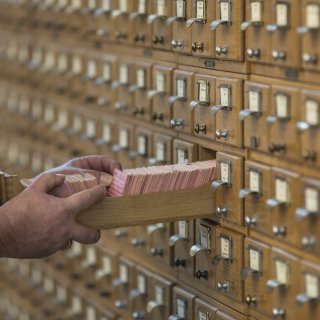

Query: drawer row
<box><xmin>106</xmin><ymin>222</ymin><xmax>320</xmax><ymax>320</ymax></box>
<box><xmin>1</xmin><ymin>57</ymin><xmax>320</xmax><ymax>165</ymax></box>
<box><xmin>4</xmin><ymin>224</ymin><xmax>320</xmax><ymax>320</ymax></box>
<box><xmin>2</xmin><ymin>0</ymin><xmax>320</xmax><ymax>71</ymax></box>
<box><xmin>2</xmin><ymin>119</ymin><xmax>320</xmax><ymax>258</ymax></box>
<box><xmin>0</xmin><ymin>261</ymin><xmax>118</xmax><ymax>320</ymax></box>
<box><xmin>1</xmin><ymin>250</ymin><xmax>246</xmax><ymax>320</ymax></box>
<box><xmin>1</xmin><ymin>133</ymin><xmax>320</xmax><ymax>319</ymax></box>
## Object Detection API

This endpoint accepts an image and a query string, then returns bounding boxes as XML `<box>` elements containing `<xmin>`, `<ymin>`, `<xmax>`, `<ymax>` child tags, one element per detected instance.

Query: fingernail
<box><xmin>93</xmin><ymin>230</ymin><xmax>101</xmax><ymax>243</ymax></box>
<box><xmin>100</xmin><ymin>174</ymin><xmax>113</xmax><ymax>186</ymax></box>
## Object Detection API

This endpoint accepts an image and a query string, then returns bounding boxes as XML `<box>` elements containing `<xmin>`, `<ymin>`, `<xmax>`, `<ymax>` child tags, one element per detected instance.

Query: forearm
<box><xmin>0</xmin><ymin>205</ymin><xmax>14</xmax><ymax>258</ymax></box>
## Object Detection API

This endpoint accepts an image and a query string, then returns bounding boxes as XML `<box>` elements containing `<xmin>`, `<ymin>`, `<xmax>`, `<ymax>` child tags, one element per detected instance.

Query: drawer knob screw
<box><xmin>195</xmin><ymin>269</ymin><xmax>208</xmax><ymax>280</ymax></box>
<box><xmin>174</xmin><ymin>258</ymin><xmax>186</xmax><ymax>268</ymax></box>
<box><xmin>245</xmin><ymin>295</ymin><xmax>257</xmax><ymax>305</ymax></box>
<box><xmin>192</xmin><ymin>42</ymin><xmax>204</xmax><ymax>52</ymax></box>
<box><xmin>272</xmin><ymin>308</ymin><xmax>286</xmax><ymax>318</ymax></box>
<box><xmin>194</xmin><ymin>123</ymin><xmax>207</xmax><ymax>134</ymax></box>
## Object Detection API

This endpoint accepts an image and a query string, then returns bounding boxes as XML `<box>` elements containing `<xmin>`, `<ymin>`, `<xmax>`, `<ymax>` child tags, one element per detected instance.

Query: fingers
<box><xmin>57</xmin><ymin>168</ymin><xmax>113</xmax><ymax>186</ymax></box>
<box><xmin>64</xmin><ymin>184</ymin><xmax>106</xmax><ymax>215</ymax></box>
<box><xmin>30</xmin><ymin>173</ymin><xmax>66</xmax><ymax>193</ymax></box>
<box><xmin>70</xmin><ymin>225</ymin><xmax>101</xmax><ymax>244</ymax></box>
<box><xmin>70</xmin><ymin>155</ymin><xmax>122</xmax><ymax>174</ymax></box>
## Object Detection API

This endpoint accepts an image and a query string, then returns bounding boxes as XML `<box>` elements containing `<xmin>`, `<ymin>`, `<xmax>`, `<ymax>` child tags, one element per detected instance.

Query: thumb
<box><xmin>30</xmin><ymin>173</ymin><xmax>66</xmax><ymax>193</ymax></box>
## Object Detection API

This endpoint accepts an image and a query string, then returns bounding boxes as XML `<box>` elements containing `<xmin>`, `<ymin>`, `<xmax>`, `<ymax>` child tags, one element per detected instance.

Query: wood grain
<box><xmin>76</xmin><ymin>183</ymin><xmax>215</xmax><ymax>229</ymax></box>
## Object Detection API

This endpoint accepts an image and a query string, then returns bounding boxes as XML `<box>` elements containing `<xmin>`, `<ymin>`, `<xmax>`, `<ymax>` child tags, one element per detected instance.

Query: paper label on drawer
<box><xmin>102</xmin><ymin>256</ymin><xmax>112</xmax><ymax>274</ymax></box>
<box><xmin>119</xmin><ymin>264</ymin><xmax>129</xmax><ymax>283</ymax></box>
<box><xmin>31</xmin><ymin>268</ymin><xmax>42</xmax><ymax>284</ymax></box>
<box><xmin>200</xmin><ymin>225</ymin><xmax>210</xmax><ymax>249</ymax></box>
<box><xmin>57</xmin><ymin>285</ymin><xmax>67</xmax><ymax>303</ymax></box>
<box><xmin>221</xmin><ymin>236</ymin><xmax>231</xmax><ymax>259</ymax></box>
<box><xmin>176</xmin><ymin>78</ymin><xmax>186</xmax><ymax>98</ymax></box>
<box><xmin>32</xmin><ymin>100</ymin><xmax>42</xmax><ymax>119</ymax></box>
<box><xmin>7</xmin><ymin>93</ymin><xmax>18</xmax><ymax>112</ymax></box>
<box><xmin>19</xmin><ymin>96</ymin><xmax>29</xmax><ymax>115</ymax></box>
<box><xmin>248</xmin><ymin>90</ymin><xmax>261</xmax><ymax>112</ymax></box>
<box><xmin>18</xmin><ymin>46</ymin><xmax>29</xmax><ymax>63</ymax></box>
<box><xmin>86</xmin><ymin>306</ymin><xmax>96</xmax><ymax>320</ymax></box>
<box><xmin>119</xmin><ymin>64</ymin><xmax>129</xmax><ymax>84</ymax></box>
<box><xmin>138</xmin><ymin>135</ymin><xmax>147</xmax><ymax>155</ymax></box>
<box><xmin>249</xmin><ymin>248</ymin><xmax>261</xmax><ymax>272</ymax></box>
<box><xmin>86</xmin><ymin>247</ymin><xmax>97</xmax><ymax>265</ymax></box>
<box><xmin>198</xmin><ymin>81</ymin><xmax>209</xmax><ymax>103</ymax></box>
<box><xmin>306</xmin><ymin>4</ymin><xmax>320</xmax><ymax>29</ymax></box>
<box><xmin>220</xmin><ymin>1</ymin><xmax>231</xmax><ymax>22</ymax></box>
<box><xmin>156</xmin><ymin>72</ymin><xmax>166</xmax><ymax>92</ymax></box>
<box><xmin>72</xmin><ymin>56</ymin><xmax>82</xmax><ymax>74</ymax></box>
<box><xmin>199</xmin><ymin>311</ymin><xmax>209</xmax><ymax>320</ymax></box>
<box><xmin>44</xmin><ymin>277</ymin><xmax>54</xmax><ymax>294</ymax></box>
<box><xmin>177</xmin><ymin>148</ymin><xmax>188</xmax><ymax>164</ymax></box>
<box><xmin>59</xmin><ymin>0</ymin><xmax>67</xmax><ymax>7</ymax></box>
<box><xmin>32</xmin><ymin>153</ymin><xmax>42</xmax><ymax>172</ymax></box>
<box><xmin>220</xmin><ymin>86</ymin><xmax>231</xmax><ymax>107</ymax></box>
<box><xmin>305</xmin><ymin>273</ymin><xmax>319</xmax><ymax>298</ymax></box>
<box><xmin>156</xmin><ymin>142</ymin><xmax>165</xmax><ymax>161</ymax></box>
<box><xmin>157</xmin><ymin>0</ymin><xmax>167</xmax><ymax>16</ymax></box>
<box><xmin>119</xmin><ymin>129</ymin><xmax>129</xmax><ymax>148</ymax></box>
<box><xmin>102</xmin><ymin>0</ymin><xmax>111</xmax><ymax>11</ymax></box>
<box><xmin>58</xmin><ymin>54</ymin><xmax>68</xmax><ymax>73</ymax></box>
<box><xmin>137</xmin><ymin>274</ymin><xmax>147</xmax><ymax>294</ymax></box>
<box><xmin>72</xmin><ymin>0</ymin><xmax>81</xmax><ymax>9</ymax></box>
<box><xmin>138</xmin><ymin>0</ymin><xmax>146</xmax><ymax>14</ymax></box>
<box><xmin>103</xmin><ymin>62</ymin><xmax>111</xmax><ymax>81</ymax></box>
<box><xmin>196</xmin><ymin>0</ymin><xmax>205</xmax><ymax>19</ymax></box>
<box><xmin>44</xmin><ymin>158</ymin><xmax>54</xmax><ymax>171</ymax></box>
<box><xmin>275</xmin><ymin>93</ymin><xmax>289</xmax><ymax>119</ymax></box>
<box><xmin>305</xmin><ymin>187</ymin><xmax>319</xmax><ymax>213</ymax></box>
<box><xmin>249</xmin><ymin>170</ymin><xmax>261</xmax><ymax>193</ymax></box>
<box><xmin>45</xmin><ymin>0</ymin><xmax>55</xmax><ymax>6</ymax></box>
<box><xmin>7</xmin><ymin>42</ymin><xmax>17</xmax><ymax>60</ymax></box>
<box><xmin>19</xmin><ymin>150</ymin><xmax>29</xmax><ymax>167</ymax></box>
<box><xmin>220</xmin><ymin>161</ymin><xmax>231</xmax><ymax>184</ymax></box>
<box><xmin>275</xmin><ymin>260</ymin><xmax>289</xmax><ymax>285</ymax></box>
<box><xmin>119</xmin><ymin>0</ymin><xmax>127</xmax><ymax>12</ymax></box>
<box><xmin>20</xmin><ymin>313</ymin><xmax>30</xmax><ymax>320</ymax></box>
<box><xmin>8</xmin><ymin>144</ymin><xmax>18</xmax><ymax>164</ymax></box>
<box><xmin>44</xmin><ymin>51</ymin><xmax>55</xmax><ymax>70</ymax></box>
<box><xmin>86</xmin><ymin>120</ymin><xmax>96</xmax><ymax>138</ymax></box>
<box><xmin>103</xmin><ymin>123</ymin><xmax>111</xmax><ymax>143</ymax></box>
<box><xmin>305</xmin><ymin>99</ymin><xmax>319</xmax><ymax>126</ymax></box>
<box><xmin>71</xmin><ymin>241</ymin><xmax>82</xmax><ymax>256</ymax></box>
<box><xmin>251</xmin><ymin>1</ymin><xmax>262</xmax><ymax>22</ymax></box>
<box><xmin>276</xmin><ymin>3</ymin><xmax>289</xmax><ymax>27</ymax></box>
<box><xmin>177</xmin><ymin>298</ymin><xmax>187</xmax><ymax>318</ymax></box>
<box><xmin>176</xmin><ymin>0</ymin><xmax>186</xmax><ymax>18</ymax></box>
<box><xmin>58</xmin><ymin>110</ymin><xmax>68</xmax><ymax>128</ymax></box>
<box><xmin>178</xmin><ymin>221</ymin><xmax>188</xmax><ymax>238</ymax></box>
<box><xmin>136</xmin><ymin>68</ymin><xmax>146</xmax><ymax>89</ymax></box>
<box><xmin>19</xmin><ymin>262</ymin><xmax>29</xmax><ymax>276</ymax></box>
<box><xmin>72</xmin><ymin>296</ymin><xmax>82</xmax><ymax>314</ymax></box>
<box><xmin>88</xmin><ymin>0</ymin><xmax>96</xmax><ymax>9</ymax></box>
<box><xmin>73</xmin><ymin>114</ymin><xmax>82</xmax><ymax>132</ymax></box>
<box><xmin>32</xmin><ymin>47</ymin><xmax>42</xmax><ymax>63</ymax></box>
<box><xmin>275</xmin><ymin>178</ymin><xmax>289</xmax><ymax>203</ymax></box>
<box><xmin>44</xmin><ymin>104</ymin><xmax>54</xmax><ymax>124</ymax></box>
<box><xmin>87</xmin><ymin>59</ymin><xmax>97</xmax><ymax>78</ymax></box>
<box><xmin>155</xmin><ymin>286</ymin><xmax>164</xmax><ymax>304</ymax></box>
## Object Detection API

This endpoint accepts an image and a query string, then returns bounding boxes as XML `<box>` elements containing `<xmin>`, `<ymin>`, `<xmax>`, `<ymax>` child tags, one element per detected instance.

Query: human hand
<box><xmin>0</xmin><ymin>173</ymin><xmax>106</xmax><ymax>259</ymax></box>
<box><xmin>45</xmin><ymin>155</ymin><xmax>122</xmax><ymax>186</ymax></box>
